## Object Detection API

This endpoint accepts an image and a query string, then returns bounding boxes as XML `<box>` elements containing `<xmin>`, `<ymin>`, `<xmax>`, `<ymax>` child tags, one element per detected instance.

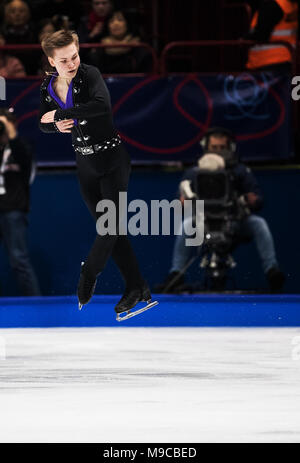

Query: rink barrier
<box><xmin>0</xmin><ymin>294</ymin><xmax>299</xmax><ymax>327</ymax></box>
<box><xmin>160</xmin><ymin>39</ymin><xmax>296</xmax><ymax>74</ymax></box>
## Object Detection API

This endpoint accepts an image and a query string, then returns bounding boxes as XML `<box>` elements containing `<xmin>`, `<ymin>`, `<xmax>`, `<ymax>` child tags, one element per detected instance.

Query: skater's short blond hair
<box><xmin>41</xmin><ymin>30</ymin><xmax>79</xmax><ymax>58</ymax></box>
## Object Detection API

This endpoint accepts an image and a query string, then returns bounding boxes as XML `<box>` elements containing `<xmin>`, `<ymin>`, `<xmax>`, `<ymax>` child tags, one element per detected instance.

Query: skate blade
<box><xmin>78</xmin><ymin>302</ymin><xmax>83</xmax><ymax>311</ymax></box>
<box><xmin>116</xmin><ymin>300</ymin><xmax>159</xmax><ymax>322</ymax></box>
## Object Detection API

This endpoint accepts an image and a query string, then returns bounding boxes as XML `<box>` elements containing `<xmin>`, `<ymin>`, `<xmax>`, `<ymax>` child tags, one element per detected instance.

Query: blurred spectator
<box><xmin>51</xmin><ymin>13</ymin><xmax>71</xmax><ymax>31</ymax></box>
<box><xmin>28</xmin><ymin>0</ymin><xmax>82</xmax><ymax>29</ymax></box>
<box><xmin>0</xmin><ymin>108</ymin><xmax>41</xmax><ymax>296</ymax></box>
<box><xmin>0</xmin><ymin>0</ymin><xmax>36</xmax><ymax>43</ymax></box>
<box><xmin>0</xmin><ymin>32</ymin><xmax>26</xmax><ymax>77</ymax></box>
<box><xmin>77</xmin><ymin>0</ymin><xmax>114</xmax><ymax>43</ymax></box>
<box><xmin>37</xmin><ymin>18</ymin><xmax>56</xmax><ymax>43</ymax></box>
<box><xmin>245</xmin><ymin>0</ymin><xmax>298</xmax><ymax>73</ymax></box>
<box><xmin>0</xmin><ymin>0</ymin><xmax>37</xmax><ymax>74</ymax></box>
<box><xmin>89</xmin><ymin>9</ymin><xmax>152</xmax><ymax>73</ymax></box>
<box><xmin>35</xmin><ymin>18</ymin><xmax>55</xmax><ymax>75</ymax></box>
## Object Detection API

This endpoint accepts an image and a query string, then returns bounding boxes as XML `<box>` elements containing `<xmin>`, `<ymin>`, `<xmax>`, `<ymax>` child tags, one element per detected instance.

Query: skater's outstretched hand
<box><xmin>55</xmin><ymin>119</ymin><xmax>74</xmax><ymax>133</ymax></box>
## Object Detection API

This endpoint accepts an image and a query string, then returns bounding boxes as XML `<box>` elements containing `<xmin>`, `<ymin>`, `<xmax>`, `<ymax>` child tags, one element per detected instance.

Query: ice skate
<box><xmin>115</xmin><ymin>283</ymin><xmax>158</xmax><ymax>321</ymax></box>
<box><xmin>77</xmin><ymin>262</ymin><xmax>97</xmax><ymax>310</ymax></box>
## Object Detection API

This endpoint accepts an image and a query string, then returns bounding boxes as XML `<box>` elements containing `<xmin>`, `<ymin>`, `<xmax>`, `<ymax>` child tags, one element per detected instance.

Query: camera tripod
<box><xmin>161</xmin><ymin>233</ymin><xmax>237</xmax><ymax>294</ymax></box>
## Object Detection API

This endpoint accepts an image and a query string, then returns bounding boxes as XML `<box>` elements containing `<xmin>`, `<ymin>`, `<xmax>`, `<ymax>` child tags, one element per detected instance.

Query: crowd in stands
<box><xmin>0</xmin><ymin>0</ymin><xmax>298</xmax><ymax>77</ymax></box>
<box><xmin>0</xmin><ymin>0</ymin><xmax>152</xmax><ymax>76</ymax></box>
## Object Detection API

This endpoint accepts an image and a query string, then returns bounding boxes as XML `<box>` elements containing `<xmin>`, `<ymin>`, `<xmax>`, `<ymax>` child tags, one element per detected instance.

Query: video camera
<box><xmin>177</xmin><ymin>127</ymin><xmax>249</xmax><ymax>290</ymax></box>
<box><xmin>190</xmin><ymin>155</ymin><xmax>246</xmax><ymax>290</ymax></box>
<box><xmin>194</xmin><ymin>167</ymin><xmax>243</xmax><ymax>243</ymax></box>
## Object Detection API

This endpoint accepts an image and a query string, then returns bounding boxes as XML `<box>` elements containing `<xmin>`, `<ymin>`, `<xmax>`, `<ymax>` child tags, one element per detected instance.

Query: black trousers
<box><xmin>76</xmin><ymin>144</ymin><xmax>144</xmax><ymax>290</ymax></box>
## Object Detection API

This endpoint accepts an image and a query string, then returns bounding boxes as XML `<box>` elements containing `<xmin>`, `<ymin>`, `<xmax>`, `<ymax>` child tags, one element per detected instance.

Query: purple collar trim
<box><xmin>47</xmin><ymin>74</ymin><xmax>78</xmax><ymax>125</ymax></box>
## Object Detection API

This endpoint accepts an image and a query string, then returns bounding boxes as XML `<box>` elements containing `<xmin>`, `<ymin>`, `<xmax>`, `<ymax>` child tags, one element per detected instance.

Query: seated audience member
<box><xmin>52</xmin><ymin>14</ymin><xmax>72</xmax><ymax>32</ymax></box>
<box><xmin>0</xmin><ymin>0</ymin><xmax>36</xmax><ymax>43</ymax></box>
<box><xmin>89</xmin><ymin>9</ymin><xmax>152</xmax><ymax>73</ymax></box>
<box><xmin>0</xmin><ymin>0</ymin><xmax>37</xmax><ymax>74</ymax></box>
<box><xmin>29</xmin><ymin>0</ymin><xmax>82</xmax><ymax>29</ymax></box>
<box><xmin>0</xmin><ymin>108</ymin><xmax>41</xmax><ymax>296</ymax></box>
<box><xmin>156</xmin><ymin>128</ymin><xmax>285</xmax><ymax>293</ymax></box>
<box><xmin>77</xmin><ymin>0</ymin><xmax>114</xmax><ymax>43</ymax></box>
<box><xmin>0</xmin><ymin>32</ymin><xmax>26</xmax><ymax>77</ymax></box>
<box><xmin>37</xmin><ymin>18</ymin><xmax>56</xmax><ymax>43</ymax></box>
<box><xmin>35</xmin><ymin>18</ymin><xmax>56</xmax><ymax>75</ymax></box>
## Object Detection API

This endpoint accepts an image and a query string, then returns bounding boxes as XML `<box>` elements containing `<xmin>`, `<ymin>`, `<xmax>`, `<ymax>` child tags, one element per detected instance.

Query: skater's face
<box><xmin>48</xmin><ymin>42</ymin><xmax>80</xmax><ymax>79</ymax></box>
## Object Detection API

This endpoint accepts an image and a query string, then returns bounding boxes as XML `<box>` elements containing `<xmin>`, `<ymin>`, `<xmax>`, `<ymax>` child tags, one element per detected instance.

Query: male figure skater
<box><xmin>39</xmin><ymin>30</ymin><xmax>157</xmax><ymax>320</ymax></box>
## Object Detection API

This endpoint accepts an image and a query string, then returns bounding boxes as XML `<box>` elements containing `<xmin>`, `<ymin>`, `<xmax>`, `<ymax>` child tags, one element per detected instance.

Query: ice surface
<box><xmin>0</xmin><ymin>327</ymin><xmax>299</xmax><ymax>443</ymax></box>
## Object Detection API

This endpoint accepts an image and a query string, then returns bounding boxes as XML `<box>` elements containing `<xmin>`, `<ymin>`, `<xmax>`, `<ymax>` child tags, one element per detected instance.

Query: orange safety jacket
<box><xmin>246</xmin><ymin>0</ymin><xmax>298</xmax><ymax>69</ymax></box>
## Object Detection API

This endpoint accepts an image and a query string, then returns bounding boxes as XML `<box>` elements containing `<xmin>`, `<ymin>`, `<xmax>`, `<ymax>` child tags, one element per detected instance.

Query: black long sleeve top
<box><xmin>39</xmin><ymin>63</ymin><xmax>118</xmax><ymax>149</ymax></box>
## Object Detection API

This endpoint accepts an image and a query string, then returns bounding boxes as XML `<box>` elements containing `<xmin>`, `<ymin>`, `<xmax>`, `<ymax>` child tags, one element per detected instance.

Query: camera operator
<box><xmin>0</xmin><ymin>108</ymin><xmax>40</xmax><ymax>296</ymax></box>
<box><xmin>156</xmin><ymin>127</ymin><xmax>285</xmax><ymax>293</ymax></box>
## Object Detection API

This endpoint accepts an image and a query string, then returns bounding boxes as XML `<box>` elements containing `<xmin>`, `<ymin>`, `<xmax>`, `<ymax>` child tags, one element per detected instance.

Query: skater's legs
<box><xmin>76</xmin><ymin>153</ymin><xmax>105</xmax><ymax>222</ymax></box>
<box><xmin>111</xmin><ymin>236</ymin><xmax>145</xmax><ymax>289</ymax></box>
<box><xmin>77</xmin><ymin>150</ymin><xmax>144</xmax><ymax>287</ymax></box>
